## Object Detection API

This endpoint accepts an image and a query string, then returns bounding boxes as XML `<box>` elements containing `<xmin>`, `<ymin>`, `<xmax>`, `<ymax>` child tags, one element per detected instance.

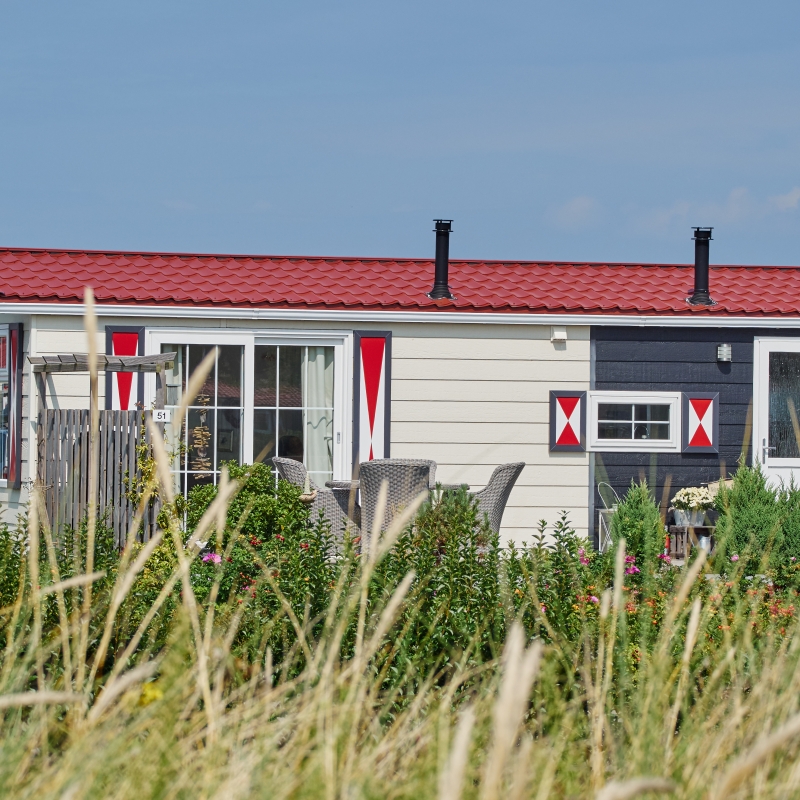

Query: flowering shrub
<box><xmin>671</xmin><ymin>486</ymin><xmax>713</xmax><ymax>511</ymax></box>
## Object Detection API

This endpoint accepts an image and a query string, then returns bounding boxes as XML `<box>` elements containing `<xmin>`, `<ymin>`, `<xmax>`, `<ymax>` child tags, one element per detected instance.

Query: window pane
<box><xmin>187</xmin><ymin>472</ymin><xmax>214</xmax><ymax>493</ymax></box>
<box><xmin>598</xmin><ymin>422</ymin><xmax>633</xmax><ymax>440</ymax></box>
<box><xmin>306</xmin><ymin>408</ymin><xmax>333</xmax><ymax>477</ymax></box>
<box><xmin>189</xmin><ymin>345</ymin><xmax>216</xmax><ymax>404</ymax></box>
<box><xmin>279</xmin><ymin>347</ymin><xmax>302</xmax><ymax>407</ymax></box>
<box><xmin>634</xmin><ymin>404</ymin><xmax>670</xmax><ymax>421</ymax></box>
<box><xmin>254</xmin><ymin>345</ymin><xmax>277</xmax><ymax>406</ymax></box>
<box><xmin>165</xmin><ymin>417</ymin><xmax>186</xmax><ymax>470</ymax></box>
<box><xmin>162</xmin><ymin>344</ymin><xmax>185</xmax><ymax>407</ymax></box>
<box><xmin>769</xmin><ymin>352</ymin><xmax>800</xmax><ymax>458</ymax></box>
<box><xmin>188</xmin><ymin>407</ymin><xmax>215</xmax><ymax>472</ymax></box>
<box><xmin>634</xmin><ymin>423</ymin><xmax>670</xmax><ymax>440</ymax></box>
<box><xmin>278</xmin><ymin>409</ymin><xmax>304</xmax><ymax>461</ymax></box>
<box><xmin>598</xmin><ymin>403</ymin><xmax>632</xmax><ymax>421</ymax></box>
<box><xmin>305</xmin><ymin>346</ymin><xmax>334</xmax><ymax>407</ymax></box>
<box><xmin>216</xmin><ymin>409</ymin><xmax>241</xmax><ymax>468</ymax></box>
<box><xmin>217</xmin><ymin>346</ymin><xmax>242</xmax><ymax>407</ymax></box>
<box><xmin>253</xmin><ymin>409</ymin><xmax>276</xmax><ymax>463</ymax></box>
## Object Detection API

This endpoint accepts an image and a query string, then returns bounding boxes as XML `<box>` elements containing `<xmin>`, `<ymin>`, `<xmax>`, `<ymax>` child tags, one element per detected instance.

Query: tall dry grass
<box><xmin>3</xmin><ymin>300</ymin><xmax>800</xmax><ymax>797</ymax></box>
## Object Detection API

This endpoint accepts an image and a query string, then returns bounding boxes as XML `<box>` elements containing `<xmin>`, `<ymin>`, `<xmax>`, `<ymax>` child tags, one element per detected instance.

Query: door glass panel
<box><xmin>162</xmin><ymin>343</ymin><xmax>243</xmax><ymax>494</ymax></box>
<box><xmin>253</xmin><ymin>409</ymin><xmax>276</xmax><ymax>463</ymax></box>
<box><xmin>278</xmin><ymin>409</ymin><xmax>304</xmax><ymax>460</ymax></box>
<box><xmin>254</xmin><ymin>346</ymin><xmax>277</xmax><ymax>406</ymax></box>
<box><xmin>279</xmin><ymin>347</ymin><xmax>303</xmax><ymax>407</ymax></box>
<box><xmin>769</xmin><ymin>352</ymin><xmax>800</xmax><ymax>458</ymax></box>
<box><xmin>217</xmin><ymin>346</ymin><xmax>242</xmax><ymax>407</ymax></box>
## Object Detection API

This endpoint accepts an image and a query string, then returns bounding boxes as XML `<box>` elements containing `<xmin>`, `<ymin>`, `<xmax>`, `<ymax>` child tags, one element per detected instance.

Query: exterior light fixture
<box><xmin>717</xmin><ymin>343</ymin><xmax>732</xmax><ymax>362</ymax></box>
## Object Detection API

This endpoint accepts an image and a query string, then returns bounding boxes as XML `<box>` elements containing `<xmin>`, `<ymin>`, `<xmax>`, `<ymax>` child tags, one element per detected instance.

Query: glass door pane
<box><xmin>769</xmin><ymin>352</ymin><xmax>800</xmax><ymax>458</ymax></box>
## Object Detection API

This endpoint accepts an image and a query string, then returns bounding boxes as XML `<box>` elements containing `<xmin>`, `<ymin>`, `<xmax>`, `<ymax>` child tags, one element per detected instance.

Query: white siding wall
<box><xmin>390</xmin><ymin>324</ymin><xmax>591</xmax><ymax>544</ymax></box>
<box><xmin>0</xmin><ymin>312</ymin><xmax>591</xmax><ymax>542</ymax></box>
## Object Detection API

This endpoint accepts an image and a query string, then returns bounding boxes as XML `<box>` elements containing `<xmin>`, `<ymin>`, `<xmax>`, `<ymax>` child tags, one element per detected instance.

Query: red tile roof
<box><xmin>0</xmin><ymin>247</ymin><xmax>798</xmax><ymax>317</ymax></box>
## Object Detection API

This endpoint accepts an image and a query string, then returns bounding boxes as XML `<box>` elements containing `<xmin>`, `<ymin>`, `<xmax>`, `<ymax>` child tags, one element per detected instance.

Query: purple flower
<box><xmin>589</xmin><ymin>595</ymin><xmax>599</xmax><ymax>604</ymax></box>
<box><xmin>203</xmin><ymin>552</ymin><xmax>222</xmax><ymax>564</ymax></box>
<box><xmin>730</xmin><ymin>554</ymin><xmax>739</xmax><ymax>563</ymax></box>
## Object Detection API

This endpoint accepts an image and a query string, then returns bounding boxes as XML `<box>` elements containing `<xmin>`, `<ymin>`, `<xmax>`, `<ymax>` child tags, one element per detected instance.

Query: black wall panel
<box><xmin>592</xmin><ymin>326</ymin><xmax>800</xmax><ymax>546</ymax></box>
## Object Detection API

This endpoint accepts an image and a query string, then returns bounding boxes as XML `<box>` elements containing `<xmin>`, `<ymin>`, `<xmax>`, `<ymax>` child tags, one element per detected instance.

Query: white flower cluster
<box><xmin>671</xmin><ymin>486</ymin><xmax>713</xmax><ymax>511</ymax></box>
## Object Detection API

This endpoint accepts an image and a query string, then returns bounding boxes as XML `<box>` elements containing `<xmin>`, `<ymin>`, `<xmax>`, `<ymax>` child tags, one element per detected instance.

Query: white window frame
<box><xmin>587</xmin><ymin>390</ymin><xmax>681</xmax><ymax>452</ymax></box>
<box><xmin>145</xmin><ymin>328</ymin><xmax>353</xmax><ymax>482</ymax></box>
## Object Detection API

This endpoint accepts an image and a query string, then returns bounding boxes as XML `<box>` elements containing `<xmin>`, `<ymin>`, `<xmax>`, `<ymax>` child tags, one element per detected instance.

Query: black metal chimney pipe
<box><xmin>688</xmin><ymin>227</ymin><xmax>714</xmax><ymax>306</ymax></box>
<box><xmin>429</xmin><ymin>219</ymin><xmax>454</xmax><ymax>299</ymax></box>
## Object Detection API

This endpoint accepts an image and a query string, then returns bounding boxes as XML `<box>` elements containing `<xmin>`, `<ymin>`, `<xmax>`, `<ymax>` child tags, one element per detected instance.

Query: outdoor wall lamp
<box><xmin>717</xmin><ymin>343</ymin><xmax>732</xmax><ymax>362</ymax></box>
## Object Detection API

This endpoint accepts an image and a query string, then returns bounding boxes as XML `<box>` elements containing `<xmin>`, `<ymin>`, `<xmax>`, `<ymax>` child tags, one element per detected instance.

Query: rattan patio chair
<box><xmin>272</xmin><ymin>456</ymin><xmax>361</xmax><ymax>537</ymax></box>
<box><xmin>358</xmin><ymin>459</ymin><xmax>431</xmax><ymax>541</ymax></box>
<box><xmin>470</xmin><ymin>462</ymin><xmax>525</xmax><ymax>534</ymax></box>
<box><xmin>356</xmin><ymin>458</ymin><xmax>437</xmax><ymax>489</ymax></box>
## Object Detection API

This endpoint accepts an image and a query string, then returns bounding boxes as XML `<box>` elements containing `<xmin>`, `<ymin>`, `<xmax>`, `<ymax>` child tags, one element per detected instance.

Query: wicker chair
<box><xmin>470</xmin><ymin>462</ymin><xmax>525</xmax><ymax>534</ymax></box>
<box><xmin>357</xmin><ymin>458</ymin><xmax>437</xmax><ymax>490</ymax></box>
<box><xmin>271</xmin><ymin>457</ymin><xmax>361</xmax><ymax>537</ymax></box>
<box><xmin>358</xmin><ymin>459</ymin><xmax>431</xmax><ymax>541</ymax></box>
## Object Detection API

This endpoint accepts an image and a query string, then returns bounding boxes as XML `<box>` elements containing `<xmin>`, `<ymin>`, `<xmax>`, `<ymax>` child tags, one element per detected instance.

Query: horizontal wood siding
<box><xmin>391</xmin><ymin>330</ymin><xmax>591</xmax><ymax>544</ymax></box>
<box><xmin>592</xmin><ymin>327</ymin><xmax>800</xmax><ymax>544</ymax></box>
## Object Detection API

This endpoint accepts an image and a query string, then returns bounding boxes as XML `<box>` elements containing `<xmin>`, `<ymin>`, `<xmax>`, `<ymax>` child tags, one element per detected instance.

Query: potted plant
<box><xmin>671</xmin><ymin>486</ymin><xmax>712</xmax><ymax>527</ymax></box>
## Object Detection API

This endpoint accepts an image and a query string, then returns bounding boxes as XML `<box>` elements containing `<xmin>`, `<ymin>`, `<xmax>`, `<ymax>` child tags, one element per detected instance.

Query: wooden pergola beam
<box><xmin>28</xmin><ymin>353</ymin><xmax>176</xmax><ymax>374</ymax></box>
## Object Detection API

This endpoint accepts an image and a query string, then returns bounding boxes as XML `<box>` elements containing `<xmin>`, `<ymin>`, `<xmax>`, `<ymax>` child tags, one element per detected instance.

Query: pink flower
<box><xmin>730</xmin><ymin>554</ymin><xmax>739</xmax><ymax>562</ymax></box>
<box><xmin>792</xmin><ymin>557</ymin><xmax>797</xmax><ymax>563</ymax></box>
<box><xmin>657</xmin><ymin>553</ymin><xmax>671</xmax><ymax>563</ymax></box>
<box><xmin>540</xmin><ymin>605</ymin><xmax>547</xmax><ymax>613</ymax></box>
<box><xmin>625</xmin><ymin>555</ymin><xmax>636</xmax><ymax>564</ymax></box>
<box><xmin>580</xmin><ymin>556</ymin><xmax>589</xmax><ymax>565</ymax></box>
<box><xmin>589</xmin><ymin>595</ymin><xmax>599</xmax><ymax>604</ymax></box>
<box><xmin>203</xmin><ymin>552</ymin><xmax>222</xmax><ymax>564</ymax></box>
<box><xmin>625</xmin><ymin>565</ymin><xmax>641</xmax><ymax>575</ymax></box>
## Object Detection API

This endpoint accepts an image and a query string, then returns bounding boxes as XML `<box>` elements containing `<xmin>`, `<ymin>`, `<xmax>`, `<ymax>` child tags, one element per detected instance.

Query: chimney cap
<box><xmin>434</xmin><ymin>219</ymin><xmax>453</xmax><ymax>232</ymax></box>
<box><xmin>692</xmin><ymin>227</ymin><xmax>713</xmax><ymax>240</ymax></box>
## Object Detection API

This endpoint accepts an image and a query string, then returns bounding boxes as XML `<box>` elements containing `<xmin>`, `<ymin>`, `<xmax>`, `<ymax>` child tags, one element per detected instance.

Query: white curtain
<box><xmin>303</xmin><ymin>347</ymin><xmax>334</xmax><ymax>480</ymax></box>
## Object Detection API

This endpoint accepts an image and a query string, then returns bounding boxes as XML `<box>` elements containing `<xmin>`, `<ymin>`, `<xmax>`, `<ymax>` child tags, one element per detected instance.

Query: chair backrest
<box><xmin>272</xmin><ymin>456</ymin><xmax>319</xmax><ymax>491</ymax></box>
<box><xmin>474</xmin><ymin>462</ymin><xmax>525</xmax><ymax>534</ymax></box>
<box><xmin>357</xmin><ymin>458</ymin><xmax>437</xmax><ymax>489</ymax></box>
<box><xmin>359</xmin><ymin>459</ymin><xmax>431</xmax><ymax>537</ymax></box>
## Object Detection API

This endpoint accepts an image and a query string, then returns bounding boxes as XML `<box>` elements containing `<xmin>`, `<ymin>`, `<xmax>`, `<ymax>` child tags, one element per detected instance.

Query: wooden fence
<box><xmin>37</xmin><ymin>409</ymin><xmax>160</xmax><ymax>546</ymax></box>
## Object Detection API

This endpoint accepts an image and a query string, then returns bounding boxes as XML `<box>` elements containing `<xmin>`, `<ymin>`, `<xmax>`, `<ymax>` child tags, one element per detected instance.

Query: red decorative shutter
<box><xmin>682</xmin><ymin>393</ymin><xmax>718</xmax><ymax>453</ymax></box>
<box><xmin>7</xmin><ymin>323</ymin><xmax>23</xmax><ymax>489</ymax></box>
<box><xmin>105</xmin><ymin>327</ymin><xmax>145</xmax><ymax>410</ymax></box>
<box><xmin>549</xmin><ymin>391</ymin><xmax>586</xmax><ymax>452</ymax></box>
<box><xmin>353</xmin><ymin>331</ymin><xmax>392</xmax><ymax>467</ymax></box>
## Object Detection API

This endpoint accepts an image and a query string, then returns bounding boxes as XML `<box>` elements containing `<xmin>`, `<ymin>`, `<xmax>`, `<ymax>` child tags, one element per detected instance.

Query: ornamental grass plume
<box><xmin>6</xmin><ymin>320</ymin><xmax>800</xmax><ymax>796</ymax></box>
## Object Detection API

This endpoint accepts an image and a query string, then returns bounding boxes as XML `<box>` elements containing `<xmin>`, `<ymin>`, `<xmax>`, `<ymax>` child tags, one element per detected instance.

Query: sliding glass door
<box><xmin>148</xmin><ymin>330</ymin><xmax>349</xmax><ymax>495</ymax></box>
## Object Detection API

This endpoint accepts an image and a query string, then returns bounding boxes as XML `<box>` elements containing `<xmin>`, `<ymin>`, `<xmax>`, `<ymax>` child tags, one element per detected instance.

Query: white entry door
<box><xmin>754</xmin><ymin>337</ymin><xmax>800</xmax><ymax>485</ymax></box>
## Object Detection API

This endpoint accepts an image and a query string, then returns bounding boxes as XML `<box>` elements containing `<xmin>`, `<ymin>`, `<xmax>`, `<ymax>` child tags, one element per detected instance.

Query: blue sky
<box><xmin>1</xmin><ymin>1</ymin><xmax>799</xmax><ymax>265</ymax></box>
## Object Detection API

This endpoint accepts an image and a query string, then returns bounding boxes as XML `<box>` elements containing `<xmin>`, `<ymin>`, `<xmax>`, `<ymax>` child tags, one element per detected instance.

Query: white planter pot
<box><xmin>674</xmin><ymin>509</ymin><xmax>705</xmax><ymax>527</ymax></box>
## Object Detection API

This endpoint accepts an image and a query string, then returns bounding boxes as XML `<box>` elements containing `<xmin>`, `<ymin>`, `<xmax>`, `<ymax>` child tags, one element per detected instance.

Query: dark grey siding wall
<box><xmin>592</xmin><ymin>326</ymin><xmax>800</xmax><ymax>546</ymax></box>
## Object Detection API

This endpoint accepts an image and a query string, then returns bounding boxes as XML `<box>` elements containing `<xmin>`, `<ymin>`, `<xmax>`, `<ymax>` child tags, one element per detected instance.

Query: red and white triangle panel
<box><xmin>687</xmin><ymin>396</ymin><xmax>714</xmax><ymax>448</ymax></box>
<box><xmin>358</xmin><ymin>337</ymin><xmax>387</xmax><ymax>462</ymax></box>
<box><xmin>555</xmin><ymin>395</ymin><xmax>581</xmax><ymax>447</ymax></box>
<box><xmin>110</xmin><ymin>331</ymin><xmax>141</xmax><ymax>410</ymax></box>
